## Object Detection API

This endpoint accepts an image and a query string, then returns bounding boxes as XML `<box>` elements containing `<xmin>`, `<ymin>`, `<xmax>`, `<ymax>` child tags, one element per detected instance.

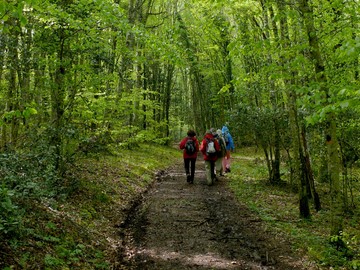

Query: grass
<box><xmin>1</xmin><ymin>143</ymin><xmax>181</xmax><ymax>270</ymax></box>
<box><xmin>228</xmin><ymin>147</ymin><xmax>360</xmax><ymax>270</ymax></box>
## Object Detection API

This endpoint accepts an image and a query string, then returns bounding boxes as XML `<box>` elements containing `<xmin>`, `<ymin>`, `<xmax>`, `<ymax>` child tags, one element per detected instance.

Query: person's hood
<box><xmin>222</xmin><ymin>126</ymin><xmax>229</xmax><ymax>133</ymax></box>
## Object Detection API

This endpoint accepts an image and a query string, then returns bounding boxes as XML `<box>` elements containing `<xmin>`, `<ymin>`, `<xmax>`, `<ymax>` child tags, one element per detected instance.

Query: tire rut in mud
<box><xmin>115</xmin><ymin>160</ymin><xmax>308</xmax><ymax>270</ymax></box>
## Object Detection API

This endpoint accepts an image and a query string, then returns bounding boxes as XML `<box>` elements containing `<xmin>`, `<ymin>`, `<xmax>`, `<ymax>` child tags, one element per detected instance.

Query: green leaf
<box><xmin>20</xmin><ymin>15</ymin><xmax>28</xmax><ymax>26</ymax></box>
<box><xmin>22</xmin><ymin>108</ymin><xmax>38</xmax><ymax>119</ymax></box>
<box><xmin>218</xmin><ymin>84</ymin><xmax>231</xmax><ymax>94</ymax></box>
<box><xmin>2</xmin><ymin>14</ymin><xmax>9</xmax><ymax>22</ymax></box>
<box><xmin>339</xmin><ymin>101</ymin><xmax>349</xmax><ymax>108</ymax></box>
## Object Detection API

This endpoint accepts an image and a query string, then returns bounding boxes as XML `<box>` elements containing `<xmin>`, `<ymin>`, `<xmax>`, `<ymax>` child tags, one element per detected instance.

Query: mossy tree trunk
<box><xmin>288</xmin><ymin>91</ymin><xmax>311</xmax><ymax>218</ymax></box>
<box><xmin>298</xmin><ymin>0</ymin><xmax>343</xmax><ymax>233</ymax></box>
<box><xmin>301</xmin><ymin>124</ymin><xmax>321</xmax><ymax>211</ymax></box>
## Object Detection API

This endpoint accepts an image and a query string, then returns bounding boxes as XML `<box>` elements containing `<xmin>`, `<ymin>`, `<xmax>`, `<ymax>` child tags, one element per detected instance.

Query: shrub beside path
<box><xmin>115</xmin><ymin>157</ymin><xmax>315</xmax><ymax>270</ymax></box>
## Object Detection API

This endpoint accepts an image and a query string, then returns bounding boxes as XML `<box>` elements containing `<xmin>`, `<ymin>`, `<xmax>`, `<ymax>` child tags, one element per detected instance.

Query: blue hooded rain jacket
<box><xmin>221</xmin><ymin>126</ymin><xmax>235</xmax><ymax>151</ymax></box>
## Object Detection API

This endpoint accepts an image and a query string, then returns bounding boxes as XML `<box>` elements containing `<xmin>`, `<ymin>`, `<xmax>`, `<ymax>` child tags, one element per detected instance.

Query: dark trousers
<box><xmin>210</xmin><ymin>160</ymin><xmax>215</xmax><ymax>179</ymax></box>
<box><xmin>184</xmin><ymin>158</ymin><xmax>196</xmax><ymax>180</ymax></box>
<box><xmin>204</xmin><ymin>160</ymin><xmax>217</xmax><ymax>185</ymax></box>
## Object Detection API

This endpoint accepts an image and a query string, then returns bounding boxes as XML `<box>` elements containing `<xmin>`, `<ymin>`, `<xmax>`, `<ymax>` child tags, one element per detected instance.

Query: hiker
<box><xmin>200</xmin><ymin>129</ymin><xmax>220</xmax><ymax>186</ymax></box>
<box><xmin>221</xmin><ymin>125</ymin><xmax>235</xmax><ymax>173</ymax></box>
<box><xmin>214</xmin><ymin>129</ymin><xmax>227</xmax><ymax>177</ymax></box>
<box><xmin>179</xmin><ymin>130</ymin><xmax>199</xmax><ymax>184</ymax></box>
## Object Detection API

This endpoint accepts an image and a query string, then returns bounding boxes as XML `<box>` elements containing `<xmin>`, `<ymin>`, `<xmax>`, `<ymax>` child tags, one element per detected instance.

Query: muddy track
<box><xmin>115</xmin><ymin>158</ymin><xmax>311</xmax><ymax>270</ymax></box>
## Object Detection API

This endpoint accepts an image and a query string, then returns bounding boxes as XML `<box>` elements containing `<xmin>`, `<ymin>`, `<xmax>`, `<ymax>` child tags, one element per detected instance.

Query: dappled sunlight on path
<box><xmin>135</xmin><ymin>248</ymin><xmax>257</xmax><ymax>269</ymax></box>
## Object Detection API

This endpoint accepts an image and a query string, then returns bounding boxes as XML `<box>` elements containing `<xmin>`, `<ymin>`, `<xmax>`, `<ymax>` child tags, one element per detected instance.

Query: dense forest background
<box><xmin>1</xmin><ymin>0</ymin><xmax>360</xmax><ymax>269</ymax></box>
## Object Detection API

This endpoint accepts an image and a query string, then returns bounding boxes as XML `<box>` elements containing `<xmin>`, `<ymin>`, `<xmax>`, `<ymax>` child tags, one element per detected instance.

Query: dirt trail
<box><xmin>115</xmin><ymin>157</ymin><xmax>311</xmax><ymax>270</ymax></box>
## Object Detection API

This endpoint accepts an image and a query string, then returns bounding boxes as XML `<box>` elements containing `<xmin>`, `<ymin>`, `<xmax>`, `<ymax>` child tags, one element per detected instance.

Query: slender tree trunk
<box><xmin>288</xmin><ymin>91</ymin><xmax>310</xmax><ymax>218</ymax></box>
<box><xmin>260</xmin><ymin>0</ymin><xmax>282</xmax><ymax>184</ymax></box>
<box><xmin>164</xmin><ymin>64</ymin><xmax>174</xmax><ymax>138</ymax></box>
<box><xmin>216</xmin><ymin>15</ymin><xmax>234</xmax><ymax>113</ymax></box>
<box><xmin>0</xmin><ymin>33</ymin><xmax>5</xmax><ymax>150</ymax></box>
<box><xmin>51</xmin><ymin>27</ymin><xmax>67</xmax><ymax>171</ymax></box>
<box><xmin>271</xmin><ymin>121</ymin><xmax>281</xmax><ymax>184</ymax></box>
<box><xmin>298</xmin><ymin>0</ymin><xmax>343</xmax><ymax>233</ymax></box>
<box><xmin>301</xmin><ymin>124</ymin><xmax>321</xmax><ymax>211</ymax></box>
<box><xmin>6</xmin><ymin>18</ymin><xmax>21</xmax><ymax>149</ymax></box>
<box><xmin>326</xmin><ymin>114</ymin><xmax>343</xmax><ymax>235</ymax></box>
<box><xmin>176</xmin><ymin>12</ymin><xmax>207</xmax><ymax>131</ymax></box>
<box><xmin>33</xmin><ymin>52</ymin><xmax>48</xmax><ymax>126</ymax></box>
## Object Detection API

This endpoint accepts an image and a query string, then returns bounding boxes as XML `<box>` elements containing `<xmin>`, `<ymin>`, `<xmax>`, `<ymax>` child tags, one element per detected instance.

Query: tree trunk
<box><xmin>176</xmin><ymin>12</ymin><xmax>207</xmax><ymax>131</ymax></box>
<box><xmin>301</xmin><ymin>124</ymin><xmax>321</xmax><ymax>211</ymax></box>
<box><xmin>6</xmin><ymin>18</ymin><xmax>21</xmax><ymax>150</ymax></box>
<box><xmin>288</xmin><ymin>91</ymin><xmax>310</xmax><ymax>218</ymax></box>
<box><xmin>298</xmin><ymin>0</ymin><xmax>343</xmax><ymax>233</ymax></box>
<box><xmin>164</xmin><ymin>64</ymin><xmax>174</xmax><ymax>138</ymax></box>
<box><xmin>270</xmin><ymin>123</ymin><xmax>281</xmax><ymax>184</ymax></box>
<box><xmin>326</xmin><ymin>114</ymin><xmax>343</xmax><ymax>235</ymax></box>
<box><xmin>0</xmin><ymin>33</ymin><xmax>5</xmax><ymax>151</ymax></box>
<box><xmin>51</xmin><ymin>27</ymin><xmax>67</xmax><ymax>171</ymax></box>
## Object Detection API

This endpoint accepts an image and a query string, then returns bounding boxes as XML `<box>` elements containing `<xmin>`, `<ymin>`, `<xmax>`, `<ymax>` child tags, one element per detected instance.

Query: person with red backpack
<box><xmin>179</xmin><ymin>130</ymin><xmax>199</xmax><ymax>184</ymax></box>
<box><xmin>200</xmin><ymin>129</ymin><xmax>220</xmax><ymax>186</ymax></box>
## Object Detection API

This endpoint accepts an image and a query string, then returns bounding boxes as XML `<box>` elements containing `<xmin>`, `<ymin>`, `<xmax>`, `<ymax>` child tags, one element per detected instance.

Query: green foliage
<box><xmin>44</xmin><ymin>242</ymin><xmax>86</xmax><ymax>267</ymax></box>
<box><xmin>0</xmin><ymin>186</ymin><xmax>23</xmax><ymax>237</ymax></box>
<box><xmin>0</xmin><ymin>147</ymin><xmax>62</xmax><ymax>245</ymax></box>
<box><xmin>229</xmin><ymin>149</ymin><xmax>360</xmax><ymax>269</ymax></box>
<box><xmin>0</xmin><ymin>144</ymin><xmax>180</xmax><ymax>268</ymax></box>
<box><xmin>44</xmin><ymin>254</ymin><xmax>64</xmax><ymax>268</ymax></box>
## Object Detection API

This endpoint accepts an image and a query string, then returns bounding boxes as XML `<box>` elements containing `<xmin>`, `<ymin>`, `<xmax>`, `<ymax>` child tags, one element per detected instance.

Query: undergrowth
<box><xmin>228</xmin><ymin>148</ymin><xmax>360</xmax><ymax>270</ymax></box>
<box><xmin>0</xmin><ymin>144</ymin><xmax>181</xmax><ymax>269</ymax></box>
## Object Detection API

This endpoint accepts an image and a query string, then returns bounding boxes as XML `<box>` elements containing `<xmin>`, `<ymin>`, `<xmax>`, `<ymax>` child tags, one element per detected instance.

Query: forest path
<box><xmin>115</xmin><ymin>157</ymin><xmax>311</xmax><ymax>270</ymax></box>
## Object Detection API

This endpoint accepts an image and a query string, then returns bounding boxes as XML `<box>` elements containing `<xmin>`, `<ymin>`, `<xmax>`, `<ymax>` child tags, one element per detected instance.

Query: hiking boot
<box><xmin>187</xmin><ymin>174</ymin><xmax>191</xmax><ymax>183</ymax></box>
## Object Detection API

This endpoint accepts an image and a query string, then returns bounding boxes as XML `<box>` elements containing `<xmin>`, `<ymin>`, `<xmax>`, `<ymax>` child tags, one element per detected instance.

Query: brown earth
<box><xmin>114</xmin><ymin>157</ymin><xmax>316</xmax><ymax>270</ymax></box>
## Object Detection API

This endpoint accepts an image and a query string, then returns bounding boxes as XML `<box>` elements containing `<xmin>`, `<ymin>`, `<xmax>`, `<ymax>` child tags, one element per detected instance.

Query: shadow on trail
<box><xmin>115</xmin><ymin>158</ymin><xmax>308</xmax><ymax>270</ymax></box>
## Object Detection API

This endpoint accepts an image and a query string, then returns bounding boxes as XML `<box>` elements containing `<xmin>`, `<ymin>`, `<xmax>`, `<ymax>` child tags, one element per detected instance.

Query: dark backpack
<box><xmin>185</xmin><ymin>138</ymin><xmax>196</xmax><ymax>154</ymax></box>
<box><xmin>218</xmin><ymin>138</ymin><xmax>227</xmax><ymax>157</ymax></box>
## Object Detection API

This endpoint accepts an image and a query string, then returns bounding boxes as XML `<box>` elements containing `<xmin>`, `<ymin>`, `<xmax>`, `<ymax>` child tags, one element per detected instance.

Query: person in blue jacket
<box><xmin>221</xmin><ymin>125</ymin><xmax>235</xmax><ymax>173</ymax></box>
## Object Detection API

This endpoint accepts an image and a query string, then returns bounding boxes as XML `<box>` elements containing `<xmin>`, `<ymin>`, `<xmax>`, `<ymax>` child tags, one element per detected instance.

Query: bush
<box><xmin>0</xmin><ymin>187</ymin><xmax>23</xmax><ymax>238</ymax></box>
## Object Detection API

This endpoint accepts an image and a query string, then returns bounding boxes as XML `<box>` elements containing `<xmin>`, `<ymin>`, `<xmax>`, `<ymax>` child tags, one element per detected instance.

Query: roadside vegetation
<box><xmin>3</xmin><ymin>145</ymin><xmax>359</xmax><ymax>269</ymax></box>
<box><xmin>229</xmin><ymin>148</ymin><xmax>360</xmax><ymax>270</ymax></box>
<box><xmin>0</xmin><ymin>144</ymin><xmax>181</xmax><ymax>269</ymax></box>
